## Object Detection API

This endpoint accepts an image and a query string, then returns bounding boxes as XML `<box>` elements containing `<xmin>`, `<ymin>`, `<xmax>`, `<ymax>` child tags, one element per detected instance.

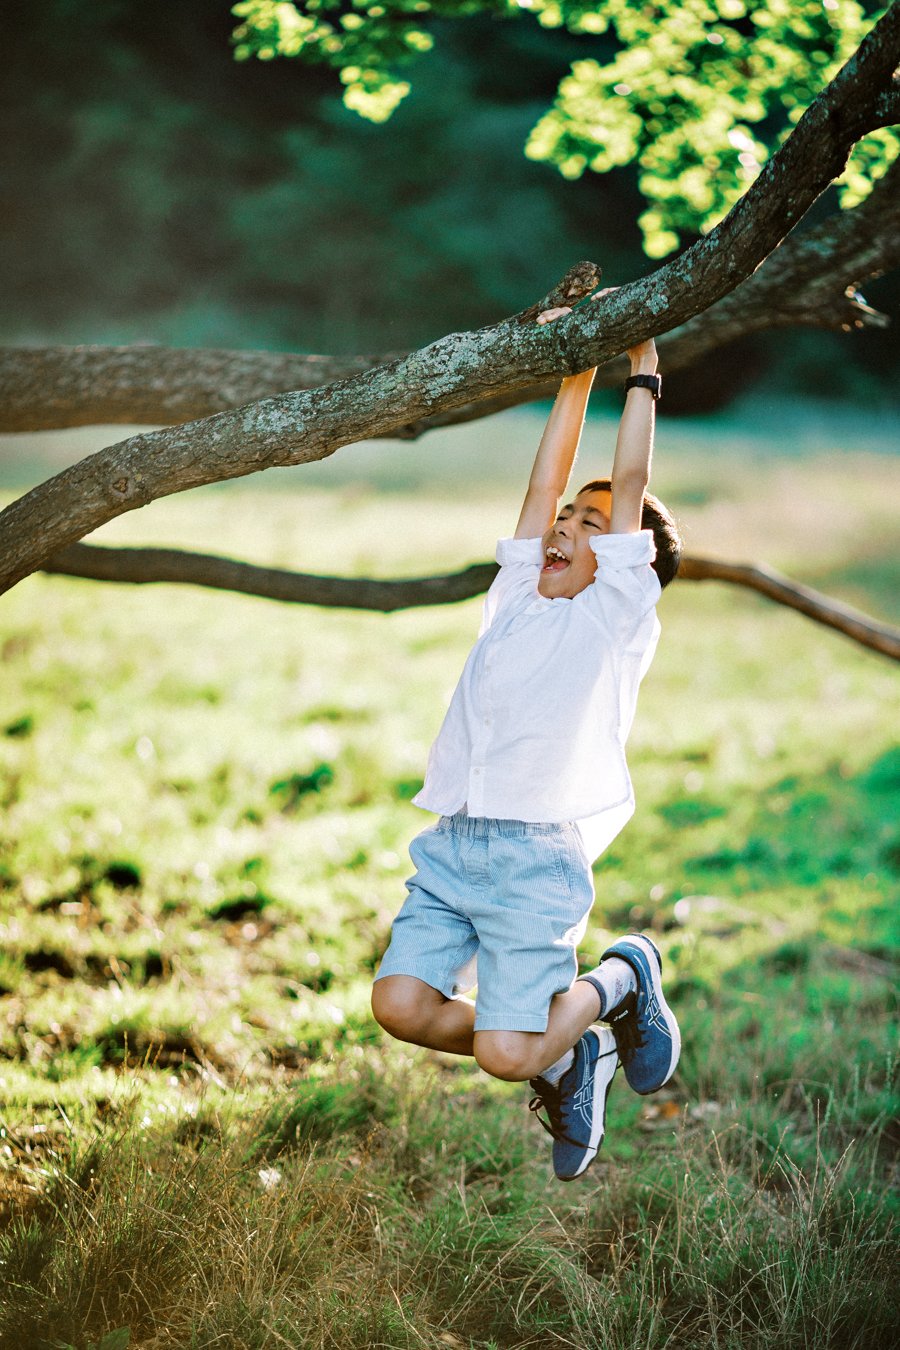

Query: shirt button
<box><xmin>473</xmin><ymin>768</ymin><xmax>481</xmax><ymax>776</ymax></box>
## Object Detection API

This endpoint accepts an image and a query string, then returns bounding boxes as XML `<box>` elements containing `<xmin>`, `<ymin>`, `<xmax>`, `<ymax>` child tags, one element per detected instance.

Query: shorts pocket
<box><xmin>549</xmin><ymin>829</ymin><xmax>594</xmax><ymax>917</ymax></box>
<box><xmin>560</xmin><ymin>822</ymin><xmax>591</xmax><ymax>872</ymax></box>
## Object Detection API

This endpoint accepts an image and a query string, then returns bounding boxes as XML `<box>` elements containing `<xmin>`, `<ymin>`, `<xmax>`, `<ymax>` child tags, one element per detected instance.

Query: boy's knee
<box><xmin>371</xmin><ymin>977</ymin><xmax>431</xmax><ymax>1042</ymax></box>
<box><xmin>474</xmin><ymin>1034</ymin><xmax>539</xmax><ymax>1083</ymax></box>
<box><xmin>371</xmin><ymin>980</ymin><xmax>411</xmax><ymax>1039</ymax></box>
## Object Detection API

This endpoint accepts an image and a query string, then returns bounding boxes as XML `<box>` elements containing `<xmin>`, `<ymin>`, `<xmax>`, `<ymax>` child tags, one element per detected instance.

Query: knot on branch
<box><xmin>514</xmin><ymin>261</ymin><xmax>603</xmax><ymax>325</ymax></box>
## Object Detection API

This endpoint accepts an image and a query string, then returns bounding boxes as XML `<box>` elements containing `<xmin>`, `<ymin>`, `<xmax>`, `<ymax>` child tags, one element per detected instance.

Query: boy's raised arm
<box><xmin>516</xmin><ymin>295</ymin><xmax>660</xmax><ymax>540</ymax></box>
<box><xmin>607</xmin><ymin>334</ymin><xmax>658</xmax><ymax>536</ymax></box>
<box><xmin>514</xmin><ymin>307</ymin><xmax>596</xmax><ymax>540</ymax></box>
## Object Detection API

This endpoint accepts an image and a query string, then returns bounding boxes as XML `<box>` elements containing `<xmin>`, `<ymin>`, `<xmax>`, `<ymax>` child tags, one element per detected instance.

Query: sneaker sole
<box><xmin>558</xmin><ymin>1035</ymin><xmax>619</xmax><ymax>1181</ymax></box>
<box><xmin>608</xmin><ymin>933</ymin><xmax>681</xmax><ymax>1094</ymax></box>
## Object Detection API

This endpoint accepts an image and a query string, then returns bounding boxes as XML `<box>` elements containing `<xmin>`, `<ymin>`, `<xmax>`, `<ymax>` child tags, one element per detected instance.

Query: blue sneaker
<box><xmin>598</xmin><ymin>933</ymin><xmax>680</xmax><ymax>1094</ymax></box>
<box><xmin>528</xmin><ymin>1027</ymin><xmax>619</xmax><ymax>1181</ymax></box>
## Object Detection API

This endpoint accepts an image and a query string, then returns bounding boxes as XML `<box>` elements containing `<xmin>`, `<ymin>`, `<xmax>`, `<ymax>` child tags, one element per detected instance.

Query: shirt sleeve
<box><xmin>479</xmin><ymin>536</ymin><xmax>544</xmax><ymax>634</ymax></box>
<box><xmin>578</xmin><ymin>529</ymin><xmax>661</xmax><ymax>638</ymax></box>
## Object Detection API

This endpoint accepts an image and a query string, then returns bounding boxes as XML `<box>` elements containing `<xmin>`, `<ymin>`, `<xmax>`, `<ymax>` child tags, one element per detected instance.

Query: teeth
<box><xmin>546</xmin><ymin>546</ymin><xmax>567</xmax><ymax>562</ymax></box>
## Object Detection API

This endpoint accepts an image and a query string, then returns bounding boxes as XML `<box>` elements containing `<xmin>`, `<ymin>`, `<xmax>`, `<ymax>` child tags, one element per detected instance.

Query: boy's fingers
<box><xmin>538</xmin><ymin>291</ymin><xmax>617</xmax><ymax>323</ymax></box>
<box><xmin>536</xmin><ymin>306</ymin><xmax>572</xmax><ymax>324</ymax></box>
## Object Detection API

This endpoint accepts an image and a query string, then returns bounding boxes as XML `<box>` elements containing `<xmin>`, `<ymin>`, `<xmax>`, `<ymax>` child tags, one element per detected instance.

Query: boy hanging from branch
<box><xmin>372</xmin><ymin>293</ymin><xmax>683</xmax><ymax>1180</ymax></box>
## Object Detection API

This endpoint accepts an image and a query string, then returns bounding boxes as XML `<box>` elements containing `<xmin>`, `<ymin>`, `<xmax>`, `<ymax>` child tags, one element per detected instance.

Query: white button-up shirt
<box><xmin>412</xmin><ymin>530</ymin><xmax>661</xmax><ymax>860</ymax></box>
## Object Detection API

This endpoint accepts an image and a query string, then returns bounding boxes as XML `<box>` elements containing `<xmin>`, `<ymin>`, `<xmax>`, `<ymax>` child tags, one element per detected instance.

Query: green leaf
<box><xmin>230</xmin><ymin>0</ymin><xmax>886</xmax><ymax>253</ymax></box>
<box><xmin>97</xmin><ymin>1327</ymin><xmax>131</xmax><ymax>1350</ymax></box>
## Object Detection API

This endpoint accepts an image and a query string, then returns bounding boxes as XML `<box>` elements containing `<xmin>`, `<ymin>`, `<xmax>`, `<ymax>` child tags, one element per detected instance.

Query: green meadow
<box><xmin>0</xmin><ymin>402</ymin><xmax>898</xmax><ymax>1348</ymax></box>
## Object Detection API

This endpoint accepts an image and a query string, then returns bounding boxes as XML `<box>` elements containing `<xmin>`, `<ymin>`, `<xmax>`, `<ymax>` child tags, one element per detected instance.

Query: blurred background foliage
<box><xmin>231</xmin><ymin>0</ymin><xmax>899</xmax><ymax>254</ymax></box>
<box><xmin>2</xmin><ymin>0</ymin><xmax>897</xmax><ymax>410</ymax></box>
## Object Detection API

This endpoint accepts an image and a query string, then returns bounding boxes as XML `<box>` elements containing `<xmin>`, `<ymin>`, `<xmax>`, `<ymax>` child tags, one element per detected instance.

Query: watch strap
<box><xmin>624</xmin><ymin>373</ymin><xmax>662</xmax><ymax>399</ymax></box>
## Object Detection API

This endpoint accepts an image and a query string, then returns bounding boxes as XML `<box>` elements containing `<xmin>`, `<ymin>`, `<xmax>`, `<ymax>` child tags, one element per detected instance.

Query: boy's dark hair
<box><xmin>578</xmin><ymin>479</ymin><xmax>682</xmax><ymax>589</ymax></box>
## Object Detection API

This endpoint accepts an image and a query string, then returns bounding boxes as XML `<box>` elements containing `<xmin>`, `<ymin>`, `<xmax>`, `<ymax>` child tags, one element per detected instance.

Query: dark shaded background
<box><xmin>3</xmin><ymin>0</ymin><xmax>897</xmax><ymax>412</ymax></box>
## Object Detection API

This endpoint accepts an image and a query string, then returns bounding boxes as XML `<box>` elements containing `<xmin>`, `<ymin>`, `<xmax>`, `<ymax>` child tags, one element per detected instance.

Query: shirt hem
<box><xmin>412</xmin><ymin>794</ymin><xmax>633</xmax><ymax>822</ymax></box>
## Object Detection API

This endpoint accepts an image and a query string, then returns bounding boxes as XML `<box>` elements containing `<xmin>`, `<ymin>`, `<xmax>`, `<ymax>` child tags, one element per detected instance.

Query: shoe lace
<box><xmin>528</xmin><ymin>1079</ymin><xmax>579</xmax><ymax>1147</ymax></box>
<box><xmin>608</xmin><ymin>992</ymin><xmax>645</xmax><ymax>1065</ymax></box>
<box><xmin>528</xmin><ymin>1079</ymin><xmax>561</xmax><ymax>1138</ymax></box>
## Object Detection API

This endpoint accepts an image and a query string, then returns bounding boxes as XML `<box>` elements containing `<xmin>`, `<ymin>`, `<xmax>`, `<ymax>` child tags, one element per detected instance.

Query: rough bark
<box><xmin>0</xmin><ymin>347</ymin><xmax>395</xmax><ymax>434</ymax></box>
<box><xmin>0</xmin><ymin>264</ymin><xmax>600</xmax><ymax>434</ymax></box>
<box><xmin>39</xmin><ymin>542</ymin><xmax>900</xmax><ymax>662</ymax></box>
<box><xmin>0</xmin><ymin>4</ymin><xmax>897</xmax><ymax>597</ymax></box>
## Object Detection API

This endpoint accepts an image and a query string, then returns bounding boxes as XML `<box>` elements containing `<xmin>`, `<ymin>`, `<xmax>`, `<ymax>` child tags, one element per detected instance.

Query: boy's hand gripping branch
<box><xmin>516</xmin><ymin>292</ymin><xmax>659</xmax><ymax>551</ymax></box>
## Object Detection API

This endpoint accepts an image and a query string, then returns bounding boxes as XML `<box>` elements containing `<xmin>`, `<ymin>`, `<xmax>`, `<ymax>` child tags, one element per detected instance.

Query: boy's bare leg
<box><xmin>372</xmin><ymin>974</ymin><xmax>600</xmax><ymax>1079</ymax></box>
<box><xmin>372</xmin><ymin>975</ymin><xmax>476</xmax><ymax>1056</ymax></box>
<box><xmin>473</xmin><ymin>982</ymin><xmax>601</xmax><ymax>1082</ymax></box>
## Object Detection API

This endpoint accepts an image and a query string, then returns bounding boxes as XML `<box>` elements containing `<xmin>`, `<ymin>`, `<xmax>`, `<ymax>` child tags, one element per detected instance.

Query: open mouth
<box><xmin>542</xmin><ymin>544</ymin><xmax>570</xmax><ymax>573</ymax></box>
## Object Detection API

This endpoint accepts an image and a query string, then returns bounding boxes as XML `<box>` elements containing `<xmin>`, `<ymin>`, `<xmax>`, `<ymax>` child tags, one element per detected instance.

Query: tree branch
<box><xmin>1</xmin><ymin>159</ymin><xmax>896</xmax><ymax>435</ymax></box>
<box><xmin>413</xmin><ymin>157</ymin><xmax>900</xmax><ymax>434</ymax></box>
<box><xmin>873</xmin><ymin>84</ymin><xmax>900</xmax><ymax>125</ymax></box>
<box><xmin>38</xmin><ymin>542</ymin><xmax>900</xmax><ymax>662</ymax></box>
<box><xmin>1</xmin><ymin>3</ymin><xmax>898</xmax><ymax>596</ymax></box>
<box><xmin>675</xmin><ymin>556</ymin><xmax>900</xmax><ymax>662</ymax></box>
<box><xmin>0</xmin><ymin>266</ymin><xmax>605</xmax><ymax>434</ymax></box>
<box><xmin>0</xmin><ymin>346</ymin><xmax>399</xmax><ymax>434</ymax></box>
<box><xmin>40</xmin><ymin>543</ymin><xmax>499</xmax><ymax>610</ymax></box>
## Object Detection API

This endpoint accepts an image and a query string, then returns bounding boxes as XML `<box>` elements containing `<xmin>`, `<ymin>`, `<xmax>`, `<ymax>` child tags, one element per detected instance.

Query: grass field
<box><xmin>0</xmin><ymin>402</ymin><xmax>898</xmax><ymax>1348</ymax></box>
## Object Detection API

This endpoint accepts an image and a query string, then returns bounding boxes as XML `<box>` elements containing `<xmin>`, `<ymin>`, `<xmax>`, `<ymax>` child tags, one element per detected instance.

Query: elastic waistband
<box><xmin>438</xmin><ymin>809</ymin><xmax>573</xmax><ymax>839</ymax></box>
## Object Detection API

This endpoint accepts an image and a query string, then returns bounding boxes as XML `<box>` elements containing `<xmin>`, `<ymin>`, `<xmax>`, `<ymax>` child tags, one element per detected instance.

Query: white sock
<box><xmin>540</xmin><ymin>1047</ymin><xmax>574</xmax><ymax>1084</ymax></box>
<box><xmin>581</xmin><ymin>957</ymin><xmax>637</xmax><ymax>1019</ymax></box>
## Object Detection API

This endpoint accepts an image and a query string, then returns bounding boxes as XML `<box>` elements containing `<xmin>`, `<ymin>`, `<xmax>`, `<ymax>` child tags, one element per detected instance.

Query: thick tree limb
<box><xmin>1</xmin><ymin>4</ymin><xmax>898</xmax><ymax>597</ymax></box>
<box><xmin>0</xmin><ymin>347</ymin><xmax>396</xmax><ymax>435</ymax></box>
<box><xmin>656</xmin><ymin>157</ymin><xmax>900</xmax><ymax>357</ymax></box>
<box><xmin>0</xmin><ymin>265</ymin><xmax>603</xmax><ymax>435</ymax></box>
<box><xmin>416</xmin><ymin>157</ymin><xmax>900</xmax><ymax>433</ymax></box>
<box><xmin>1</xmin><ymin>162</ymin><xmax>896</xmax><ymax>435</ymax></box>
<box><xmin>0</xmin><ymin>342</ymin><xmax>406</xmax><ymax>434</ymax></box>
<box><xmin>38</xmin><ymin>542</ymin><xmax>900</xmax><ymax>662</ymax></box>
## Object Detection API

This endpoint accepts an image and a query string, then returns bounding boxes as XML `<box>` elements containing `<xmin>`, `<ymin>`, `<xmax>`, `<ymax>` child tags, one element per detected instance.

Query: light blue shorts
<box><xmin>374</xmin><ymin>810</ymin><xmax>595</xmax><ymax>1032</ymax></box>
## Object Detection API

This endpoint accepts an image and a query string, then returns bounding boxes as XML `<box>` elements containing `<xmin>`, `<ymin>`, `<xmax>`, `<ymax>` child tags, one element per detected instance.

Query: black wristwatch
<box><xmin>624</xmin><ymin>373</ymin><xmax>662</xmax><ymax>400</ymax></box>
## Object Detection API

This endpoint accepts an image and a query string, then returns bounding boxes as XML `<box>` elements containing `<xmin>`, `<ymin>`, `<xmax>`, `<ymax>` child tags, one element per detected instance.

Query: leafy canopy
<box><xmin>231</xmin><ymin>1</ymin><xmax>898</xmax><ymax>256</ymax></box>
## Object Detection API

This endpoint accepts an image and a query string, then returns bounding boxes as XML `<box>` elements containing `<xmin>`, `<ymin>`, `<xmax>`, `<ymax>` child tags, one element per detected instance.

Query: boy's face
<box><xmin>538</xmin><ymin>488</ymin><xmax>612</xmax><ymax>599</ymax></box>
